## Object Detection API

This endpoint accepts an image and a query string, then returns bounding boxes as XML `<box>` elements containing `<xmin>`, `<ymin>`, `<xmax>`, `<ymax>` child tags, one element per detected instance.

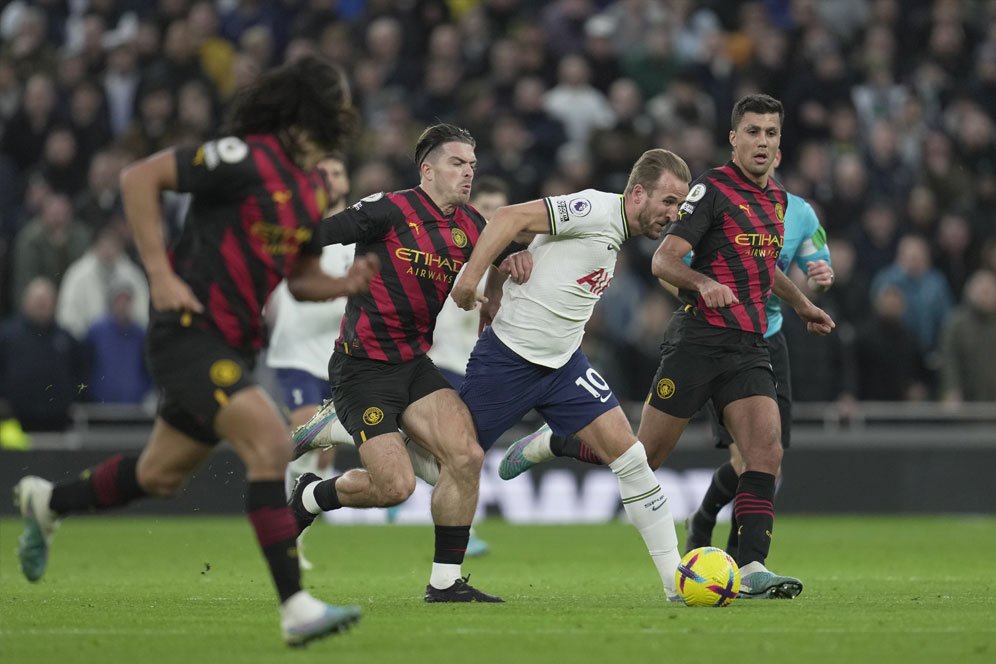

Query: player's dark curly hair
<box><xmin>730</xmin><ymin>93</ymin><xmax>784</xmax><ymax>130</ymax></box>
<box><xmin>224</xmin><ymin>55</ymin><xmax>357</xmax><ymax>157</ymax></box>
<box><xmin>413</xmin><ymin>123</ymin><xmax>476</xmax><ymax>167</ymax></box>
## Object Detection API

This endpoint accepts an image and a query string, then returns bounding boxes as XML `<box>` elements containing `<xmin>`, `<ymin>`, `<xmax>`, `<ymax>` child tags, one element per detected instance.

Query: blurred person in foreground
<box><xmin>13</xmin><ymin>56</ymin><xmax>378</xmax><ymax>647</ymax></box>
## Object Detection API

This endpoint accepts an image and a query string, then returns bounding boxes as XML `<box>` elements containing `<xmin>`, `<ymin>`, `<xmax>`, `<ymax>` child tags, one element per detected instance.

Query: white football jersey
<box><xmin>266</xmin><ymin>243</ymin><xmax>355</xmax><ymax>380</ymax></box>
<box><xmin>491</xmin><ymin>189</ymin><xmax>631</xmax><ymax>368</ymax></box>
<box><xmin>428</xmin><ymin>272</ymin><xmax>483</xmax><ymax>375</ymax></box>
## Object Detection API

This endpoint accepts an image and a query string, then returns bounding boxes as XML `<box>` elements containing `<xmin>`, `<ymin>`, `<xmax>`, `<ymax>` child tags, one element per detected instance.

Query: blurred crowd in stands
<box><xmin>1</xmin><ymin>0</ymin><xmax>995</xmax><ymax>433</ymax></box>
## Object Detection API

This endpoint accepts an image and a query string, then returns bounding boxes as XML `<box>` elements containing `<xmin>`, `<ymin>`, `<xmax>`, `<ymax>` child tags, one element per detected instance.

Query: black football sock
<box><xmin>434</xmin><ymin>525</ymin><xmax>471</xmax><ymax>565</ymax></box>
<box><xmin>695</xmin><ymin>462</ymin><xmax>739</xmax><ymax>524</ymax></box>
<box><xmin>247</xmin><ymin>480</ymin><xmax>301</xmax><ymax>603</ymax></box>
<box><xmin>733</xmin><ymin>471</ymin><xmax>776</xmax><ymax>568</ymax></box>
<box><xmin>49</xmin><ymin>454</ymin><xmax>147</xmax><ymax>515</ymax></box>
<box><xmin>313</xmin><ymin>476</ymin><xmax>343</xmax><ymax>511</ymax></box>
<box><xmin>725</xmin><ymin>513</ymin><xmax>740</xmax><ymax>559</ymax></box>
<box><xmin>549</xmin><ymin>434</ymin><xmax>604</xmax><ymax>466</ymax></box>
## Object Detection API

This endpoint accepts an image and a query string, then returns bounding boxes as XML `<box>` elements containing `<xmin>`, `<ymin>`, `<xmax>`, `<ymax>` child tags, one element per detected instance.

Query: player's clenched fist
<box><xmin>698</xmin><ymin>280</ymin><xmax>740</xmax><ymax>308</ymax></box>
<box><xmin>498</xmin><ymin>250</ymin><xmax>533</xmax><ymax>284</ymax></box>
<box><xmin>450</xmin><ymin>281</ymin><xmax>487</xmax><ymax>311</ymax></box>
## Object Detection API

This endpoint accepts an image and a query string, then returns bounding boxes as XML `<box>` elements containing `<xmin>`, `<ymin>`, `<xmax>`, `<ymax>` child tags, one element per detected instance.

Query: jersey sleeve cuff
<box><xmin>665</xmin><ymin>223</ymin><xmax>701</xmax><ymax>246</ymax></box>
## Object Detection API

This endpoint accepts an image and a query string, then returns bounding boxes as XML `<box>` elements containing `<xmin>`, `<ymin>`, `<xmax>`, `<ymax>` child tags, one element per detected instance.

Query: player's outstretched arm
<box><xmin>120</xmin><ymin>149</ymin><xmax>204</xmax><ymax>313</ymax></box>
<box><xmin>286</xmin><ymin>254</ymin><xmax>380</xmax><ymax>301</ymax></box>
<box><xmin>451</xmin><ymin>200</ymin><xmax>548</xmax><ymax>310</ymax></box>
<box><xmin>772</xmin><ymin>268</ymin><xmax>835</xmax><ymax>335</ymax></box>
<box><xmin>652</xmin><ymin>236</ymin><xmax>737</xmax><ymax>308</ymax></box>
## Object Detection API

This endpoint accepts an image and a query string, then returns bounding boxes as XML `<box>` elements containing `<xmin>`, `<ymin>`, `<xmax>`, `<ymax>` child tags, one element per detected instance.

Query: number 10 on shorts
<box><xmin>576</xmin><ymin>368</ymin><xmax>612</xmax><ymax>403</ymax></box>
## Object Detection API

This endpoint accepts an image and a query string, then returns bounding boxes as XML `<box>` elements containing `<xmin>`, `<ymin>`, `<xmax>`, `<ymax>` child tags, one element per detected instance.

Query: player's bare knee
<box><xmin>442</xmin><ymin>439</ymin><xmax>484</xmax><ymax>478</ymax></box>
<box><xmin>141</xmin><ymin>472</ymin><xmax>185</xmax><ymax>497</ymax></box>
<box><xmin>379</xmin><ymin>474</ymin><xmax>416</xmax><ymax>506</ymax></box>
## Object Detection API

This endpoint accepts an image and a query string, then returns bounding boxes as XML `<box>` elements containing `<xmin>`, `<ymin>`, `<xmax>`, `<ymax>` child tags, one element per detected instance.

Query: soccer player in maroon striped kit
<box><xmin>289</xmin><ymin>124</ymin><xmax>526</xmax><ymax>603</ymax></box>
<box><xmin>13</xmin><ymin>56</ymin><xmax>378</xmax><ymax>646</ymax></box>
<box><xmin>641</xmin><ymin>94</ymin><xmax>833</xmax><ymax>598</ymax></box>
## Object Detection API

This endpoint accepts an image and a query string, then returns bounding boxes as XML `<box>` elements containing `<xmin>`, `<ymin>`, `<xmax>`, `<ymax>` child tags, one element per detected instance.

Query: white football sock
<box><xmin>405</xmin><ymin>438</ymin><xmax>440</xmax><ymax>486</ymax></box>
<box><xmin>280</xmin><ymin>590</ymin><xmax>324</xmax><ymax>624</ymax></box>
<box><xmin>609</xmin><ymin>441</ymin><xmax>681</xmax><ymax>598</ymax></box>
<box><xmin>301</xmin><ymin>481</ymin><xmax>322</xmax><ymax>515</ymax></box>
<box><xmin>328</xmin><ymin>416</ymin><xmax>353</xmax><ymax>446</ymax></box>
<box><xmin>429</xmin><ymin>562</ymin><xmax>462</xmax><ymax>590</ymax></box>
<box><xmin>520</xmin><ymin>425</ymin><xmax>555</xmax><ymax>462</ymax></box>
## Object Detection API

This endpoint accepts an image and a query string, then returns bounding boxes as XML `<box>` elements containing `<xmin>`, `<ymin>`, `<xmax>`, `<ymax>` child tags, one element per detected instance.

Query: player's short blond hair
<box><xmin>624</xmin><ymin>149</ymin><xmax>691</xmax><ymax>195</ymax></box>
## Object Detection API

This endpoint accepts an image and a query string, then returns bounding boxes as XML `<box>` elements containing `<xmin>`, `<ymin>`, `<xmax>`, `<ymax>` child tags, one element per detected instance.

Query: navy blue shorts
<box><xmin>275</xmin><ymin>367</ymin><xmax>331</xmax><ymax>411</ymax></box>
<box><xmin>459</xmin><ymin>327</ymin><xmax>620</xmax><ymax>449</ymax></box>
<box><xmin>437</xmin><ymin>366</ymin><xmax>464</xmax><ymax>391</ymax></box>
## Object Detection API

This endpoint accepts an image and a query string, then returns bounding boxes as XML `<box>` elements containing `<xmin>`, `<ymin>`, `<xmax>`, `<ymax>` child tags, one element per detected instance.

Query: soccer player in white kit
<box><xmin>267</xmin><ymin>154</ymin><xmax>352</xmax><ymax>568</ymax></box>
<box><xmin>449</xmin><ymin>149</ymin><xmax>691</xmax><ymax>601</ymax></box>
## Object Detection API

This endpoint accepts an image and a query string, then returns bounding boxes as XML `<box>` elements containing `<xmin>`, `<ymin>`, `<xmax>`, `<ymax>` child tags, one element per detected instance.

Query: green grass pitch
<box><xmin>2</xmin><ymin>516</ymin><xmax>994</xmax><ymax>664</ymax></box>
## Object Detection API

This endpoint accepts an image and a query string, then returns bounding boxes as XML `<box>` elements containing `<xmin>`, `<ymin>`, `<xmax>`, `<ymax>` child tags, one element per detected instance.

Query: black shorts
<box><xmin>646</xmin><ymin>311</ymin><xmax>776</xmax><ymax>420</ymax></box>
<box><xmin>145</xmin><ymin>316</ymin><xmax>257</xmax><ymax>445</ymax></box>
<box><xmin>328</xmin><ymin>351</ymin><xmax>451</xmax><ymax>446</ymax></box>
<box><xmin>705</xmin><ymin>329</ymin><xmax>792</xmax><ymax>449</ymax></box>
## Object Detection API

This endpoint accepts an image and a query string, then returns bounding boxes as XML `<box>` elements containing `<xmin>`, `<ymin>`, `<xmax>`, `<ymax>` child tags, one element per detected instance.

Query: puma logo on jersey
<box><xmin>407</xmin><ymin>221</ymin><xmax>421</xmax><ymax>235</ymax></box>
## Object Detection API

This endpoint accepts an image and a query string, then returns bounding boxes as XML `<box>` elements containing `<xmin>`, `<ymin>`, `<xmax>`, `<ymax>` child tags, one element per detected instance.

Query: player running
<box><xmin>448</xmin><ymin>149</ymin><xmax>692</xmax><ymax>602</ymax></box>
<box><xmin>286</xmin><ymin>124</ymin><xmax>526</xmax><ymax>603</ymax></box>
<box><xmin>13</xmin><ymin>56</ymin><xmax>378</xmax><ymax>646</ymax></box>
<box><xmin>686</xmin><ymin>163</ymin><xmax>834</xmax><ymax>556</ymax></box>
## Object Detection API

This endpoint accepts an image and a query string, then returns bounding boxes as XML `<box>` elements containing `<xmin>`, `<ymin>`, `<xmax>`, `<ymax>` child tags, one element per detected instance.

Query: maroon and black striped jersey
<box><xmin>168</xmin><ymin>134</ymin><xmax>327</xmax><ymax>350</ymax></box>
<box><xmin>317</xmin><ymin>187</ymin><xmax>487</xmax><ymax>364</ymax></box>
<box><xmin>666</xmin><ymin>161</ymin><xmax>787</xmax><ymax>334</ymax></box>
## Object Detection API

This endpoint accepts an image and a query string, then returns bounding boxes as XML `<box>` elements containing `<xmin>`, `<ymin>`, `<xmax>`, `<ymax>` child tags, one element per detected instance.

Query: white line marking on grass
<box><xmin>0</xmin><ymin>628</ymin><xmax>195</xmax><ymax>636</ymax></box>
<box><xmin>443</xmin><ymin>626</ymin><xmax>996</xmax><ymax>636</ymax></box>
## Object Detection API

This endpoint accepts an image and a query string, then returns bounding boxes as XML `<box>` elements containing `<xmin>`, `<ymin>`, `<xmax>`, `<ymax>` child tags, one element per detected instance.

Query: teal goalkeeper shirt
<box><xmin>682</xmin><ymin>192</ymin><xmax>830</xmax><ymax>338</ymax></box>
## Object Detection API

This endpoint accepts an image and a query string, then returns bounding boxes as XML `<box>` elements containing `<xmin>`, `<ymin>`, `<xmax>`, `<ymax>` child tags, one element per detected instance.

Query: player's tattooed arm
<box><xmin>772</xmin><ymin>268</ymin><xmax>835</xmax><ymax>335</ymax></box>
<box><xmin>652</xmin><ymin>236</ymin><xmax>738</xmax><ymax>308</ymax></box>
